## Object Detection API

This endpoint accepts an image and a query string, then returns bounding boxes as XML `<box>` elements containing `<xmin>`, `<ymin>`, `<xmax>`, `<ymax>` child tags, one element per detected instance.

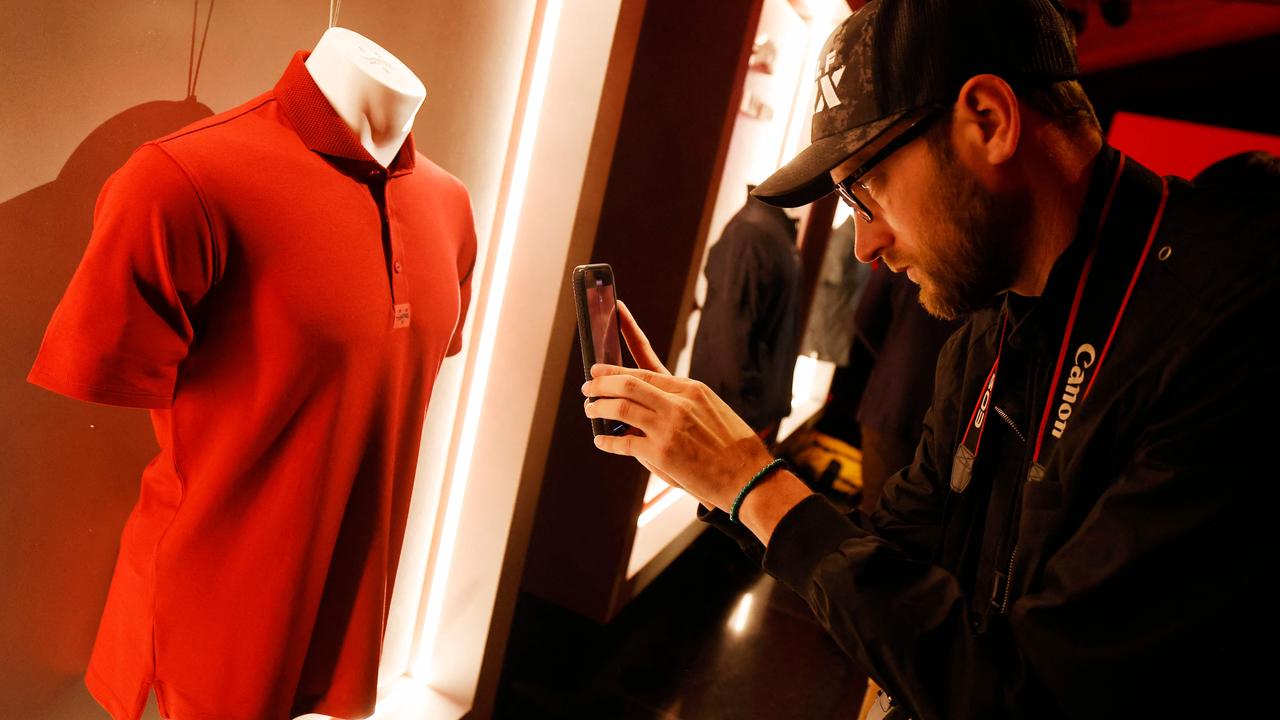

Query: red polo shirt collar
<box><xmin>273</xmin><ymin>49</ymin><xmax>417</xmax><ymax>177</ymax></box>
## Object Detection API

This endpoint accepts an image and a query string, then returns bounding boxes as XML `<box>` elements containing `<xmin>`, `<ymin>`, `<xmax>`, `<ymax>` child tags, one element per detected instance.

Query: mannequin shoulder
<box><xmin>410</xmin><ymin>151</ymin><xmax>472</xmax><ymax>205</ymax></box>
<box><xmin>100</xmin><ymin>142</ymin><xmax>207</xmax><ymax>213</ymax></box>
<box><xmin>149</xmin><ymin>91</ymin><xmax>277</xmax><ymax>148</ymax></box>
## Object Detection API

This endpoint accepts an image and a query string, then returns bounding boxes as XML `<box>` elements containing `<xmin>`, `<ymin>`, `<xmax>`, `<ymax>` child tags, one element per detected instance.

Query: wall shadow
<box><xmin>0</xmin><ymin>97</ymin><xmax>212</xmax><ymax>717</ymax></box>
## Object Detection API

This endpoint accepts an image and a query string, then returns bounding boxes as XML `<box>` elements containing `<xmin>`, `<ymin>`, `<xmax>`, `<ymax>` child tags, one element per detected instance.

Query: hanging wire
<box><xmin>329</xmin><ymin>0</ymin><xmax>343</xmax><ymax>29</ymax></box>
<box><xmin>186</xmin><ymin>0</ymin><xmax>216</xmax><ymax>99</ymax></box>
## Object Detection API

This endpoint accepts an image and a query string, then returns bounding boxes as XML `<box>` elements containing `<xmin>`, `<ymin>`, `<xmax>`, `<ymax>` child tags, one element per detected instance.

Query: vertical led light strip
<box><xmin>414</xmin><ymin>0</ymin><xmax>565</xmax><ymax>679</ymax></box>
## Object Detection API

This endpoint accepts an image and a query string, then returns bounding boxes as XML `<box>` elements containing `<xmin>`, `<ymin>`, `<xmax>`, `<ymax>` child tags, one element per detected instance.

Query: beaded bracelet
<box><xmin>729</xmin><ymin>458</ymin><xmax>788</xmax><ymax>525</ymax></box>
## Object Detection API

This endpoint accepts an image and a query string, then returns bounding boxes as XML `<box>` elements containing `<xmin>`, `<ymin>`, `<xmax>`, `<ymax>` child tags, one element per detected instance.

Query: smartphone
<box><xmin>572</xmin><ymin>263</ymin><xmax>630</xmax><ymax>437</ymax></box>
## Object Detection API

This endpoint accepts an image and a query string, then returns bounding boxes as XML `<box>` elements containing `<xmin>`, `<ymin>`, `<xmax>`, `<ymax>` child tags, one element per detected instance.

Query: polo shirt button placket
<box><xmin>367</xmin><ymin>168</ymin><xmax>411</xmax><ymax>329</ymax></box>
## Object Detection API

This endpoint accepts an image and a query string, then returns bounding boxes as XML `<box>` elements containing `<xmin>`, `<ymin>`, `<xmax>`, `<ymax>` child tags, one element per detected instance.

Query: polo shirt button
<box><xmin>394</xmin><ymin>261</ymin><xmax>403</xmax><ymax>273</ymax></box>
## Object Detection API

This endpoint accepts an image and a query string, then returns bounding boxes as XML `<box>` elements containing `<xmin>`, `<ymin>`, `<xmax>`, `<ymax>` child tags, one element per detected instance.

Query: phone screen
<box><xmin>586</xmin><ymin>271</ymin><xmax>622</xmax><ymax>368</ymax></box>
<box><xmin>576</xmin><ymin>265</ymin><xmax>629</xmax><ymax>437</ymax></box>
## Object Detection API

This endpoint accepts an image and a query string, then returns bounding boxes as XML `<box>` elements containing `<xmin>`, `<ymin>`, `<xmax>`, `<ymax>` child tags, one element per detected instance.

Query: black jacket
<box><xmin>690</xmin><ymin>193</ymin><xmax>802</xmax><ymax>431</ymax></box>
<box><xmin>699</xmin><ymin>145</ymin><xmax>1280</xmax><ymax>718</ymax></box>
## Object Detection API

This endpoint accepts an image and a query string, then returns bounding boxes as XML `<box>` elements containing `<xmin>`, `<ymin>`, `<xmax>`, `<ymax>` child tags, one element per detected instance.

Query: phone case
<box><xmin>572</xmin><ymin>264</ymin><xmax>628</xmax><ymax>437</ymax></box>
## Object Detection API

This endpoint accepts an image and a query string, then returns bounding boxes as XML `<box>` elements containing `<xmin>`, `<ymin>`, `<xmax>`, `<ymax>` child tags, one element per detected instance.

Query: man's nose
<box><xmin>852</xmin><ymin>214</ymin><xmax>893</xmax><ymax>264</ymax></box>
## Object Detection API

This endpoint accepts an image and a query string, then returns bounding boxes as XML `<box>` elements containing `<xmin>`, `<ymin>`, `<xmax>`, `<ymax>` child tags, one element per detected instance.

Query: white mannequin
<box><xmin>304</xmin><ymin>27</ymin><xmax>427</xmax><ymax>168</ymax></box>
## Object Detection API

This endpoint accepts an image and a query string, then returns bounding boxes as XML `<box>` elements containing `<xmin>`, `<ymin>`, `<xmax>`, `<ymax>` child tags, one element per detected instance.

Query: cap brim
<box><xmin>751</xmin><ymin>110</ymin><xmax>908</xmax><ymax>207</ymax></box>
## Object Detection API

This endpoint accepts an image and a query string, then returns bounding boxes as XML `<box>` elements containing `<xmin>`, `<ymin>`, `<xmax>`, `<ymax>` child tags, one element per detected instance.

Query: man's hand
<box><xmin>583</xmin><ymin>301</ymin><xmax>812</xmax><ymax>542</ymax></box>
<box><xmin>584</xmin><ymin>363</ymin><xmax>773</xmax><ymax>510</ymax></box>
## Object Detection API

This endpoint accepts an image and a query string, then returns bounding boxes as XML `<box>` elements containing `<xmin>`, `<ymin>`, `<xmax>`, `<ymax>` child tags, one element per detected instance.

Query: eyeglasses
<box><xmin>834</xmin><ymin>107</ymin><xmax>945</xmax><ymax>223</ymax></box>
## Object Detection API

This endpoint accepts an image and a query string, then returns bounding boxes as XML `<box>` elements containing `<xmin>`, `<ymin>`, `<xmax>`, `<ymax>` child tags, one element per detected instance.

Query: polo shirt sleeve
<box><xmin>445</xmin><ymin>190</ymin><xmax>477</xmax><ymax>358</ymax></box>
<box><xmin>27</xmin><ymin>142</ymin><xmax>219</xmax><ymax>409</ymax></box>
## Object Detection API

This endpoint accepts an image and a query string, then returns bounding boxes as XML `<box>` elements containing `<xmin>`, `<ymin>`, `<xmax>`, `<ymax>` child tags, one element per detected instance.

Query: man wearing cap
<box><xmin>582</xmin><ymin>0</ymin><xmax>1278</xmax><ymax>717</ymax></box>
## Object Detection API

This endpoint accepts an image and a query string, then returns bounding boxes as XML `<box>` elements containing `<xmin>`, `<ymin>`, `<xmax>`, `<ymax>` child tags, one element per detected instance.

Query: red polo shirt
<box><xmin>27</xmin><ymin>50</ymin><xmax>476</xmax><ymax>720</ymax></box>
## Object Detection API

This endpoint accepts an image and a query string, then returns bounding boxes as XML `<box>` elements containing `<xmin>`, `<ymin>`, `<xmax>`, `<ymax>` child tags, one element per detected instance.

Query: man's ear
<box><xmin>951</xmin><ymin>74</ymin><xmax>1021</xmax><ymax>168</ymax></box>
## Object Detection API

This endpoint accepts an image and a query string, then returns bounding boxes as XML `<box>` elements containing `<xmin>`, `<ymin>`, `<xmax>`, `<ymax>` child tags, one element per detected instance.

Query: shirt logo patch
<box><xmin>393</xmin><ymin>303</ymin><xmax>411</xmax><ymax>329</ymax></box>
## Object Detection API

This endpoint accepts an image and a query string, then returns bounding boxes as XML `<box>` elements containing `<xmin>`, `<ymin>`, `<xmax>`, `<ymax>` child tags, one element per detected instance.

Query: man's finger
<box><xmin>616</xmin><ymin>300</ymin><xmax>670</xmax><ymax>375</ymax></box>
<box><xmin>589</xmin><ymin>363</ymin><xmax>688</xmax><ymax>394</ymax></box>
<box><xmin>592</xmin><ymin>431</ymin><xmax>649</xmax><ymax>459</ymax></box>
<box><xmin>582</xmin><ymin>372</ymin><xmax>673</xmax><ymax>414</ymax></box>
<box><xmin>584</xmin><ymin>396</ymin><xmax>661</xmax><ymax>436</ymax></box>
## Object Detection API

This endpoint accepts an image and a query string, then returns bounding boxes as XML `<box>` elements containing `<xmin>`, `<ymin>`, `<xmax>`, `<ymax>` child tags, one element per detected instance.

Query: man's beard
<box><xmin>911</xmin><ymin>141</ymin><xmax>1028</xmax><ymax>321</ymax></box>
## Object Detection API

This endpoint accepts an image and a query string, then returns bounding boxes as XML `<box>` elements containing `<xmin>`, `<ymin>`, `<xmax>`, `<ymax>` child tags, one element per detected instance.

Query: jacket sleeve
<box><xmin>755</xmin><ymin>289</ymin><xmax>1277</xmax><ymax>719</ymax></box>
<box><xmin>694</xmin><ymin>319</ymin><xmax>973</xmax><ymax>708</ymax></box>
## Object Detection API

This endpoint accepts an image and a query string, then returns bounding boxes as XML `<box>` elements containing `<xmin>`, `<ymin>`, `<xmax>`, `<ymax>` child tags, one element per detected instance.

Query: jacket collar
<box><xmin>1002</xmin><ymin>144</ymin><xmax>1124</xmax><ymax>351</ymax></box>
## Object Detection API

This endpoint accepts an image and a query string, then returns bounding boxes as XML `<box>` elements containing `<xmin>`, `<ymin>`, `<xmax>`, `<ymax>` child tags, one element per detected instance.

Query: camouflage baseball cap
<box><xmin>752</xmin><ymin>0</ymin><xmax>1080</xmax><ymax>207</ymax></box>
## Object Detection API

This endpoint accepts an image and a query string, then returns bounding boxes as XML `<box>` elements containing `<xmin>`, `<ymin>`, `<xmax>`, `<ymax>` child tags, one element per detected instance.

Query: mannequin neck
<box><xmin>304</xmin><ymin>27</ymin><xmax>426</xmax><ymax>167</ymax></box>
